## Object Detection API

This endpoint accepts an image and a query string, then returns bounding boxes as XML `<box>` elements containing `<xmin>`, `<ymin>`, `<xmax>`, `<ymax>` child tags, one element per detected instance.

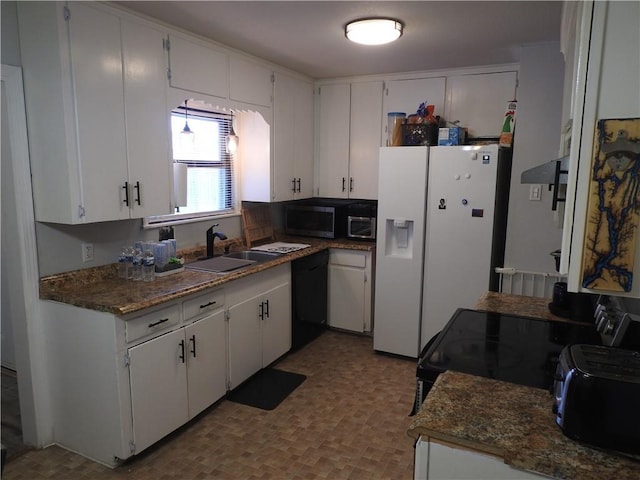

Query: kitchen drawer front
<box><xmin>330</xmin><ymin>250</ymin><xmax>367</xmax><ymax>268</ymax></box>
<box><xmin>126</xmin><ymin>304</ymin><xmax>182</xmax><ymax>344</ymax></box>
<box><xmin>183</xmin><ymin>288</ymin><xmax>225</xmax><ymax>321</ymax></box>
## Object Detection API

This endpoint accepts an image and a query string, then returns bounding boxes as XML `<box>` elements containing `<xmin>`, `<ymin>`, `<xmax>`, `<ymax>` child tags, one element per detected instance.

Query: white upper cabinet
<box><xmin>167</xmin><ymin>34</ymin><xmax>229</xmax><ymax>99</ymax></box>
<box><xmin>382</xmin><ymin>77</ymin><xmax>446</xmax><ymax>143</ymax></box>
<box><xmin>317</xmin><ymin>83</ymin><xmax>351</xmax><ymax>198</ymax></box>
<box><xmin>17</xmin><ymin>2</ymin><xmax>172</xmax><ymax>223</ymax></box>
<box><xmin>559</xmin><ymin>1</ymin><xmax>583</xmax><ymax>132</ymax></box>
<box><xmin>121</xmin><ymin>18</ymin><xmax>172</xmax><ymax>218</ymax></box>
<box><xmin>230</xmin><ymin>57</ymin><xmax>273</xmax><ymax>107</ymax></box>
<box><xmin>66</xmin><ymin>4</ymin><xmax>129</xmax><ymax>222</ymax></box>
<box><xmin>349</xmin><ymin>81</ymin><xmax>384</xmax><ymax>199</ymax></box>
<box><xmin>18</xmin><ymin>2</ymin><xmax>126</xmax><ymax>223</ymax></box>
<box><xmin>562</xmin><ymin>0</ymin><xmax>640</xmax><ymax>297</ymax></box>
<box><xmin>317</xmin><ymin>82</ymin><xmax>383</xmax><ymax>199</ymax></box>
<box><xmin>272</xmin><ymin>72</ymin><xmax>314</xmax><ymax>201</ymax></box>
<box><xmin>445</xmin><ymin>72</ymin><xmax>518</xmax><ymax>138</ymax></box>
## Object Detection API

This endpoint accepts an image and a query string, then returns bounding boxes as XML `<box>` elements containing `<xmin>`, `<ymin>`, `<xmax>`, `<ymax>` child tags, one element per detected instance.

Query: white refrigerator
<box><xmin>373</xmin><ymin>144</ymin><xmax>510</xmax><ymax>357</ymax></box>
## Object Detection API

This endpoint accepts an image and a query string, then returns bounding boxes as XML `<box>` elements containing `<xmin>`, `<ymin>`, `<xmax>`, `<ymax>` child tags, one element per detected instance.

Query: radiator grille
<box><xmin>495</xmin><ymin>267</ymin><xmax>567</xmax><ymax>299</ymax></box>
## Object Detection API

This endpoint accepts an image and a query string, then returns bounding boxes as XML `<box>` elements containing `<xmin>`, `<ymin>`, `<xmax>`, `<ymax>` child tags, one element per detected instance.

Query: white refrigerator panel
<box><xmin>421</xmin><ymin>145</ymin><xmax>499</xmax><ymax>348</ymax></box>
<box><xmin>374</xmin><ymin>147</ymin><xmax>428</xmax><ymax>357</ymax></box>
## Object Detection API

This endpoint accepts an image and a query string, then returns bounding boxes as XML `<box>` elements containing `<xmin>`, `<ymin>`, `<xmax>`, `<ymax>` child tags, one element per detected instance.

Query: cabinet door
<box><xmin>293</xmin><ymin>79</ymin><xmax>315</xmax><ymax>199</ymax></box>
<box><xmin>230</xmin><ymin>57</ymin><xmax>272</xmax><ymax>107</ymax></box>
<box><xmin>564</xmin><ymin>1</ymin><xmax>640</xmax><ymax>297</ymax></box>
<box><xmin>185</xmin><ymin>310</ymin><xmax>226</xmax><ymax>418</ymax></box>
<box><xmin>382</xmin><ymin>77</ymin><xmax>446</xmax><ymax>144</ymax></box>
<box><xmin>427</xmin><ymin>440</ymin><xmax>547</xmax><ymax>479</ymax></box>
<box><xmin>128</xmin><ymin>329</ymin><xmax>188</xmax><ymax>454</ymax></box>
<box><xmin>261</xmin><ymin>282</ymin><xmax>292</xmax><ymax>367</ymax></box>
<box><xmin>227</xmin><ymin>293</ymin><xmax>263</xmax><ymax>389</ymax></box>
<box><xmin>328</xmin><ymin>249</ymin><xmax>370</xmax><ymax>334</ymax></box>
<box><xmin>328</xmin><ymin>264</ymin><xmax>366</xmax><ymax>333</ymax></box>
<box><xmin>168</xmin><ymin>34</ymin><xmax>228</xmax><ymax>99</ymax></box>
<box><xmin>273</xmin><ymin>72</ymin><xmax>314</xmax><ymax>201</ymax></box>
<box><xmin>68</xmin><ymin>3</ymin><xmax>129</xmax><ymax>223</ymax></box>
<box><xmin>317</xmin><ymin>83</ymin><xmax>351</xmax><ymax>198</ymax></box>
<box><xmin>122</xmin><ymin>18</ymin><xmax>171</xmax><ymax>218</ymax></box>
<box><xmin>445</xmin><ymin>72</ymin><xmax>517</xmax><ymax>137</ymax></box>
<box><xmin>349</xmin><ymin>81</ymin><xmax>383</xmax><ymax>199</ymax></box>
<box><xmin>273</xmin><ymin>72</ymin><xmax>297</xmax><ymax>201</ymax></box>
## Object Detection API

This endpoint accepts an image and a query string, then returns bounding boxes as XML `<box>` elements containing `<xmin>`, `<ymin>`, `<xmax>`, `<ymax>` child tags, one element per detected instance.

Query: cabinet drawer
<box><xmin>183</xmin><ymin>289</ymin><xmax>225</xmax><ymax>321</ymax></box>
<box><xmin>126</xmin><ymin>304</ymin><xmax>181</xmax><ymax>343</ymax></box>
<box><xmin>330</xmin><ymin>251</ymin><xmax>367</xmax><ymax>268</ymax></box>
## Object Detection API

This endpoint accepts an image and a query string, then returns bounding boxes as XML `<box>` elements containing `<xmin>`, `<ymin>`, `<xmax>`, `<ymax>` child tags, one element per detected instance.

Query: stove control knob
<box><xmin>596</xmin><ymin>312</ymin><xmax>608</xmax><ymax>332</ymax></box>
<box><xmin>603</xmin><ymin>319</ymin><xmax>616</xmax><ymax>335</ymax></box>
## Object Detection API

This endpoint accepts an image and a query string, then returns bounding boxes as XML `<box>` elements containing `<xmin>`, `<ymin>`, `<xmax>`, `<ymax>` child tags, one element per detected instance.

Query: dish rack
<box><xmin>241</xmin><ymin>205</ymin><xmax>275</xmax><ymax>247</ymax></box>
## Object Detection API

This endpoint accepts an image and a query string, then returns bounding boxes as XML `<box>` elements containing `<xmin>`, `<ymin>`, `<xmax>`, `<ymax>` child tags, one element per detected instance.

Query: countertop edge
<box><xmin>39</xmin><ymin>238</ymin><xmax>375</xmax><ymax>317</ymax></box>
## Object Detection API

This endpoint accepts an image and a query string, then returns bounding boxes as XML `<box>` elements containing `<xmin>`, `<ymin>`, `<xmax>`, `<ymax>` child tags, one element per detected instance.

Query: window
<box><xmin>144</xmin><ymin>108</ymin><xmax>237</xmax><ymax>226</ymax></box>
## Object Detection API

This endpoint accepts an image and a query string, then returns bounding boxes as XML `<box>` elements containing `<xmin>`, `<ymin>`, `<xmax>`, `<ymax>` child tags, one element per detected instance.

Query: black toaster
<box><xmin>553</xmin><ymin>344</ymin><xmax>640</xmax><ymax>454</ymax></box>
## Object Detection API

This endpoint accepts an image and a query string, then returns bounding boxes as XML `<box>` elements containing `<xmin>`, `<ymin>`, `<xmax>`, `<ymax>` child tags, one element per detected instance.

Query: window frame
<box><xmin>143</xmin><ymin>108</ymin><xmax>240</xmax><ymax>228</ymax></box>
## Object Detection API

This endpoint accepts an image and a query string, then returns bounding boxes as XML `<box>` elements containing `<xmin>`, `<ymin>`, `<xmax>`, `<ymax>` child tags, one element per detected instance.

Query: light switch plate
<box><xmin>529</xmin><ymin>184</ymin><xmax>542</xmax><ymax>201</ymax></box>
<box><xmin>81</xmin><ymin>243</ymin><xmax>94</xmax><ymax>262</ymax></box>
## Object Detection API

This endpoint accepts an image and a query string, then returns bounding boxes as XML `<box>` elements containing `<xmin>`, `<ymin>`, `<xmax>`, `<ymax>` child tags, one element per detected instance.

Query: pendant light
<box><xmin>345</xmin><ymin>18</ymin><xmax>403</xmax><ymax>45</ymax></box>
<box><xmin>180</xmin><ymin>99</ymin><xmax>194</xmax><ymax>136</ymax></box>
<box><xmin>227</xmin><ymin>112</ymin><xmax>238</xmax><ymax>154</ymax></box>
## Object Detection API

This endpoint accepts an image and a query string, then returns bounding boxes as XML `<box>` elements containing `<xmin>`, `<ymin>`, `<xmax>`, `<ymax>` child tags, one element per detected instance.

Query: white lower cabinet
<box><xmin>414</xmin><ymin>437</ymin><xmax>547</xmax><ymax>480</ymax></box>
<box><xmin>128</xmin><ymin>328</ymin><xmax>189</xmax><ymax>454</ymax></box>
<box><xmin>328</xmin><ymin>249</ymin><xmax>373</xmax><ymax>333</ymax></box>
<box><xmin>261</xmin><ymin>282</ymin><xmax>292</xmax><ymax>367</ymax></box>
<box><xmin>184</xmin><ymin>311</ymin><xmax>227</xmax><ymax>417</ymax></box>
<box><xmin>227</xmin><ymin>294</ymin><xmax>263</xmax><ymax>388</ymax></box>
<box><xmin>40</xmin><ymin>264</ymin><xmax>291</xmax><ymax>467</ymax></box>
<box><xmin>128</xmin><ymin>305</ymin><xmax>226</xmax><ymax>454</ymax></box>
<box><xmin>227</xmin><ymin>264</ymin><xmax>292</xmax><ymax>388</ymax></box>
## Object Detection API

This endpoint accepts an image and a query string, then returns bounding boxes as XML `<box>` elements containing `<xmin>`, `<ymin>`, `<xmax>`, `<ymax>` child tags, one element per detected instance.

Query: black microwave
<box><xmin>284</xmin><ymin>201</ymin><xmax>349</xmax><ymax>239</ymax></box>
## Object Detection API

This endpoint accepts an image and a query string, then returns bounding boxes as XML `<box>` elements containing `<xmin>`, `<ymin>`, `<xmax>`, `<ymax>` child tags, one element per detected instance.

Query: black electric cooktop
<box><xmin>417</xmin><ymin>308</ymin><xmax>602</xmax><ymax>391</ymax></box>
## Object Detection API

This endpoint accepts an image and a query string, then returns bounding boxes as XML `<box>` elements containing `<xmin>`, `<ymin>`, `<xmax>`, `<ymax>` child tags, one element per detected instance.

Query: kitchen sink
<box><xmin>223</xmin><ymin>250</ymin><xmax>281</xmax><ymax>262</ymax></box>
<box><xmin>185</xmin><ymin>256</ymin><xmax>256</xmax><ymax>273</ymax></box>
<box><xmin>185</xmin><ymin>251</ymin><xmax>280</xmax><ymax>273</ymax></box>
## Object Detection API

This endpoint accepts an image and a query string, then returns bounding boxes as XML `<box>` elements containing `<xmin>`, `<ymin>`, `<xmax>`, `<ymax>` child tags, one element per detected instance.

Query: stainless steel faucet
<box><xmin>206</xmin><ymin>224</ymin><xmax>228</xmax><ymax>258</ymax></box>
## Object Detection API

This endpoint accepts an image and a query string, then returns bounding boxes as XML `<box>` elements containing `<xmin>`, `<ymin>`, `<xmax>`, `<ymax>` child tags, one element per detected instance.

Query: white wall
<box><xmin>503</xmin><ymin>42</ymin><xmax>565</xmax><ymax>273</ymax></box>
<box><xmin>1</xmin><ymin>1</ymin><xmax>21</xmax><ymax>66</ymax></box>
<box><xmin>2</xmin><ymin>82</ymin><xmax>20</xmax><ymax>368</ymax></box>
<box><xmin>35</xmin><ymin>216</ymin><xmax>243</xmax><ymax>277</ymax></box>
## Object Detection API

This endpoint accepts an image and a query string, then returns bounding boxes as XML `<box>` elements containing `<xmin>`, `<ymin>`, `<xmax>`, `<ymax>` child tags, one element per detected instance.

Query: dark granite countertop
<box><xmin>408</xmin><ymin>371</ymin><xmax>640</xmax><ymax>479</ymax></box>
<box><xmin>39</xmin><ymin>236</ymin><xmax>374</xmax><ymax>317</ymax></box>
<box><xmin>407</xmin><ymin>292</ymin><xmax>640</xmax><ymax>480</ymax></box>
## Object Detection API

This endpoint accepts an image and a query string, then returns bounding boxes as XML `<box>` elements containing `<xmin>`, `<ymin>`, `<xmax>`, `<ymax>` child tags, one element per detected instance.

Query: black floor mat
<box><xmin>228</xmin><ymin>368</ymin><xmax>306</xmax><ymax>411</ymax></box>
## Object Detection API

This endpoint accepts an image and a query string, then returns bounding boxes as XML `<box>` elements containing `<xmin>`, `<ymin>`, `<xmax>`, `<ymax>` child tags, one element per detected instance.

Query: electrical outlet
<box><xmin>529</xmin><ymin>184</ymin><xmax>542</xmax><ymax>201</ymax></box>
<box><xmin>81</xmin><ymin>243</ymin><xmax>94</xmax><ymax>262</ymax></box>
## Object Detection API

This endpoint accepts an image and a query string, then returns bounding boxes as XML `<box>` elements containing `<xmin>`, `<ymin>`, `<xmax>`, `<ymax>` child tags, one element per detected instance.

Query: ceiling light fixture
<box><xmin>345</xmin><ymin>18</ymin><xmax>403</xmax><ymax>46</ymax></box>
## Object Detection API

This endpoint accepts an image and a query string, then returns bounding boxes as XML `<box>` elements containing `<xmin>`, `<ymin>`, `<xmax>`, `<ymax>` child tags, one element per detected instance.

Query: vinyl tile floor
<box><xmin>2</xmin><ymin>330</ymin><xmax>417</xmax><ymax>479</ymax></box>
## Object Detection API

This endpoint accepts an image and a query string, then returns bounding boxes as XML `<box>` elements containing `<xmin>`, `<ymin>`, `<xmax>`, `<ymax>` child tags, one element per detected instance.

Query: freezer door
<box><xmin>421</xmin><ymin>145</ymin><xmax>499</xmax><ymax>349</ymax></box>
<box><xmin>374</xmin><ymin>146</ymin><xmax>429</xmax><ymax>357</ymax></box>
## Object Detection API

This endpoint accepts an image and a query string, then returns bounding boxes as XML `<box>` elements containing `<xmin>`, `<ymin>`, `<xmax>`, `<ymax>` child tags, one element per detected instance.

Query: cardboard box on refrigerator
<box><xmin>438</xmin><ymin>127</ymin><xmax>466</xmax><ymax>146</ymax></box>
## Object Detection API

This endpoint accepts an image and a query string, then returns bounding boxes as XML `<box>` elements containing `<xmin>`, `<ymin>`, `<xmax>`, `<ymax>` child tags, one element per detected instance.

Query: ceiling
<box><xmin>115</xmin><ymin>1</ymin><xmax>563</xmax><ymax>79</ymax></box>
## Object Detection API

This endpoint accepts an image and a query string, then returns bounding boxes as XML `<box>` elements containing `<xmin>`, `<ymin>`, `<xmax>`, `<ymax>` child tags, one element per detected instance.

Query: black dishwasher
<box><xmin>291</xmin><ymin>250</ymin><xmax>329</xmax><ymax>350</ymax></box>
